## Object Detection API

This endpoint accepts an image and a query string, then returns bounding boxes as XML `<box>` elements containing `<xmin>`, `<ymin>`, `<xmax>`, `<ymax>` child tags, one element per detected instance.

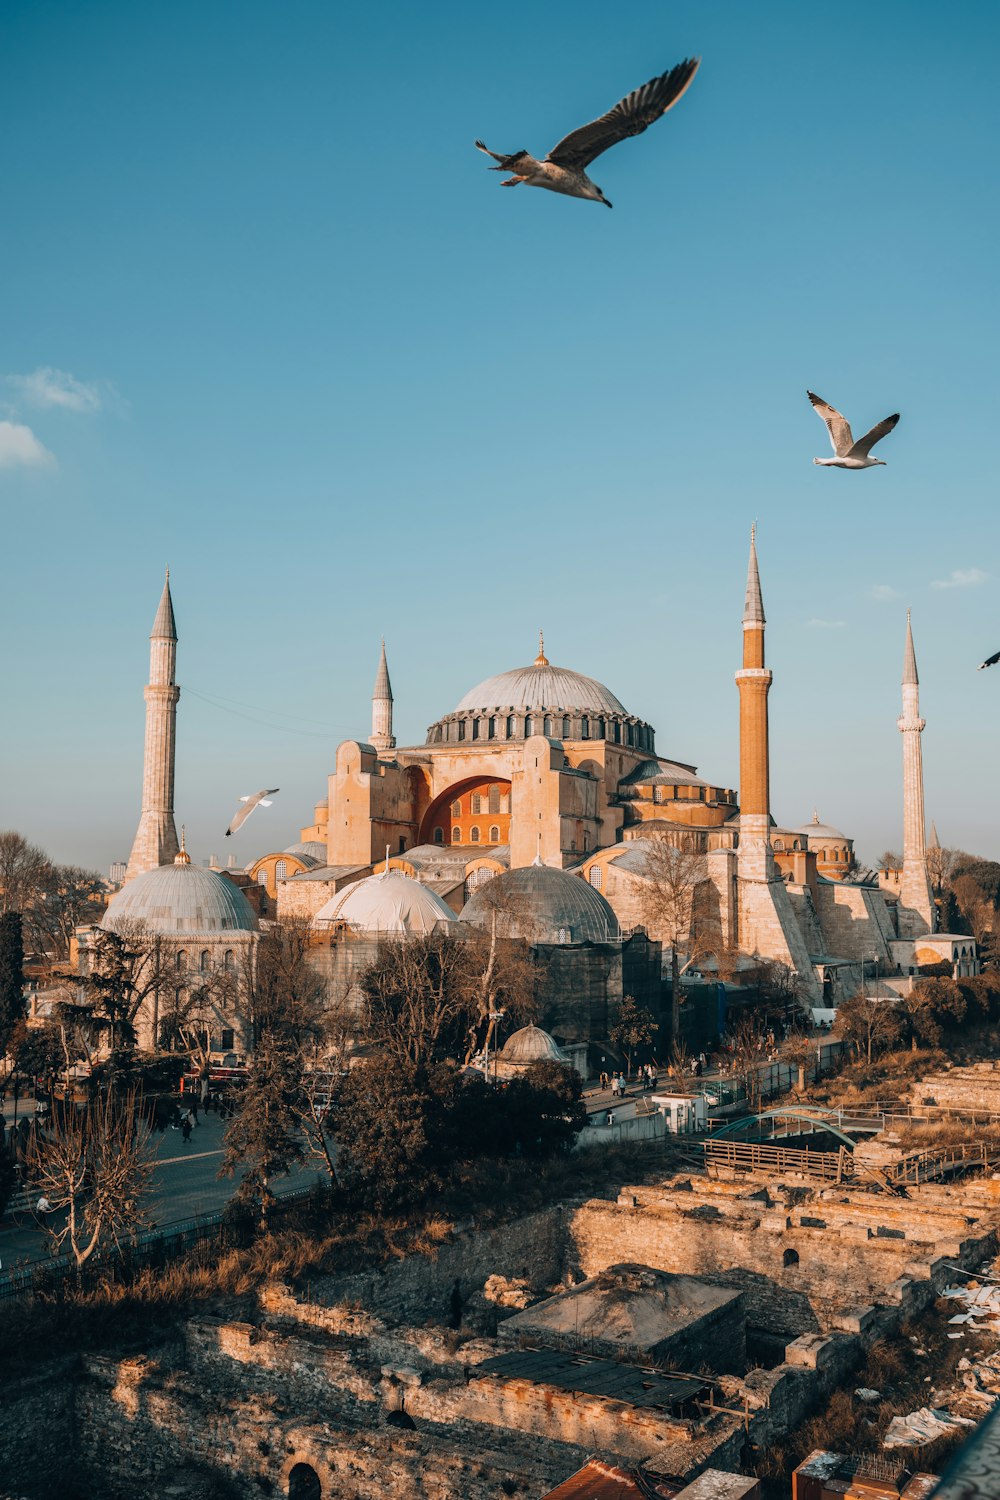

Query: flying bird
<box><xmin>475</xmin><ymin>57</ymin><xmax>700</xmax><ymax>208</ymax></box>
<box><xmin>808</xmin><ymin>391</ymin><xmax>900</xmax><ymax>469</ymax></box>
<box><xmin>225</xmin><ymin>788</ymin><xmax>279</xmax><ymax>838</ymax></box>
<box><xmin>978</xmin><ymin>650</ymin><xmax>1000</xmax><ymax>671</ymax></box>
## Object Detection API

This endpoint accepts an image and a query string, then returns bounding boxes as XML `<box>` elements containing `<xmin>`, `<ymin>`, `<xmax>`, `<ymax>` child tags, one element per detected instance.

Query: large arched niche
<box><xmin>288</xmin><ymin>1463</ymin><xmax>321</xmax><ymax>1500</ymax></box>
<box><xmin>418</xmin><ymin>774</ymin><xmax>512</xmax><ymax>847</ymax></box>
<box><xmin>281</xmin><ymin>1446</ymin><xmax>335</xmax><ymax>1500</ymax></box>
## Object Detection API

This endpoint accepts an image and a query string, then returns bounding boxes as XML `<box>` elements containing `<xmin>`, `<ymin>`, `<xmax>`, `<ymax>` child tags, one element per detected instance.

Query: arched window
<box><xmin>433</xmin><ymin>827</ymin><xmax>444</xmax><ymax>844</ymax></box>
<box><xmin>489</xmin><ymin>825</ymin><xmax>500</xmax><ymax>843</ymax></box>
<box><xmin>257</xmin><ymin>869</ymin><xmax>268</xmax><ymax>886</ymax></box>
<box><xmin>581</xmin><ymin>716</ymin><xmax>590</xmax><ymax>738</ymax></box>
<box><xmin>506</xmin><ymin>715</ymin><xmax>515</xmax><ymax>737</ymax></box>
<box><xmin>288</xmin><ymin>1464</ymin><xmax>321</xmax><ymax>1500</ymax></box>
<box><xmin>451</xmin><ymin>799</ymin><xmax>461</xmax><ymax>817</ymax></box>
<box><xmin>457</xmin><ymin>719</ymin><xmax>466</xmax><ymax>740</ymax></box>
<box><xmin>199</xmin><ymin>949</ymin><xmax>210</xmax><ymax>973</ymax></box>
<box><xmin>597</xmin><ymin>717</ymin><xmax>606</xmax><ymax>739</ymax></box>
<box><xmin>472</xmin><ymin>718</ymin><xmax>481</xmax><ymax>740</ymax></box>
<box><xmin>176</xmin><ymin>949</ymin><xmax>187</xmax><ymax>971</ymax></box>
<box><xmin>613</xmin><ymin>722</ymin><xmax>621</xmax><ymax>744</ymax></box>
<box><xmin>275</xmin><ymin>859</ymin><xmax>287</xmax><ymax>881</ymax></box>
<box><xmin>470</xmin><ymin>827</ymin><xmax>480</xmax><ymax>843</ymax></box>
<box><xmin>223</xmin><ymin>949</ymin><xmax>234</xmax><ymax>971</ymax></box>
<box><xmin>590</xmin><ymin>866</ymin><xmax>603</xmax><ymax>889</ymax></box>
<box><xmin>452</xmin><ymin>827</ymin><xmax>462</xmax><ymax>844</ymax></box>
<box><xmin>774</xmin><ymin>838</ymin><xmax>784</xmax><ymax>851</ymax></box>
<box><xmin>488</xmin><ymin>784</ymin><xmax>500</xmax><ymax>814</ymax></box>
<box><xmin>174</xmin><ymin>987</ymin><xmax>185</xmax><ymax>1013</ymax></box>
<box><xmin>471</xmin><ymin>792</ymin><xmax>482</xmax><ymax>814</ymax></box>
<box><xmin>543</xmin><ymin>716</ymin><xmax>554</xmax><ymax>736</ymax></box>
<box><xmin>488</xmin><ymin>716</ymin><xmax>497</xmax><ymax>738</ymax></box>
<box><xmin>562</xmin><ymin>716</ymin><xmax>571</xmax><ymax>737</ymax></box>
<box><xmin>783</xmin><ymin>1248</ymin><xmax>799</xmax><ymax>1268</ymax></box>
<box><xmin>526</xmin><ymin>715</ymin><xmax>537</xmax><ymax>736</ymax></box>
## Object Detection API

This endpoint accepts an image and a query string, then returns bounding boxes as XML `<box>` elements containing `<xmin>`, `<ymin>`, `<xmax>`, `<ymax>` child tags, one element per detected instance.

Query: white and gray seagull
<box><xmin>808</xmin><ymin>391</ymin><xmax>900</xmax><ymax>469</ymax></box>
<box><xmin>225</xmin><ymin>788</ymin><xmax>279</xmax><ymax>838</ymax></box>
<box><xmin>475</xmin><ymin>57</ymin><xmax>700</xmax><ymax>208</ymax></box>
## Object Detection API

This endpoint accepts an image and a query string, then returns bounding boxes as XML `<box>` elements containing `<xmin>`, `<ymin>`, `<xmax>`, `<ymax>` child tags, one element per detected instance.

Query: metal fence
<box><xmin>0</xmin><ymin>1181</ymin><xmax>322</xmax><ymax>1305</ymax></box>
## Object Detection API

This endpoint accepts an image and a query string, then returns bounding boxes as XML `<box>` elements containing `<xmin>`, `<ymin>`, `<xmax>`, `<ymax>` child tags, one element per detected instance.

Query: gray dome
<box><xmin>793</xmin><ymin>812</ymin><xmax>849</xmax><ymax>841</ymax></box>
<box><xmin>283</xmin><ymin>841</ymin><xmax>327</xmax><ymax>867</ymax></box>
<box><xmin>460</xmin><ymin>864</ymin><xmax>619</xmax><ymax>945</ymax></box>
<box><xmin>456</xmin><ymin>662</ymin><xmax>627</xmax><ymax>718</ymax></box>
<box><xmin>103</xmin><ymin>863</ymin><xmax>259</xmax><ymax>936</ymax></box>
<box><xmin>499</xmin><ymin>1025</ymin><xmax>567</xmax><ymax>1066</ymax></box>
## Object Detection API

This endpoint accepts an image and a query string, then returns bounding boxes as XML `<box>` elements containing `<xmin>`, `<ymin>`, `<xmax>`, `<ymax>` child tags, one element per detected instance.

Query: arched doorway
<box><xmin>289</xmin><ymin>1463</ymin><xmax>321</xmax><ymax>1500</ymax></box>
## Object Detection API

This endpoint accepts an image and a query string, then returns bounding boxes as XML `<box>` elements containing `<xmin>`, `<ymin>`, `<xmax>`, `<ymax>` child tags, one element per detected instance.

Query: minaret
<box><xmin>735</xmin><ymin>525</ymin><xmax>774</xmax><ymax>881</ymax></box>
<box><xmin>125</xmin><ymin>572</ymin><xmax>180</xmax><ymax>879</ymax></box>
<box><xmin>370</xmin><ymin>639</ymin><xmax>395</xmax><ymax>754</ymax></box>
<box><xmin>897</xmin><ymin>611</ymin><xmax>934</xmax><ymax>936</ymax></box>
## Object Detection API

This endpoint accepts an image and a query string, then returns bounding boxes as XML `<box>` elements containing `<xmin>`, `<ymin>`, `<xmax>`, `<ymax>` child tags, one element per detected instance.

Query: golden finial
<box><xmin>534</xmin><ymin>629</ymin><xmax>549</xmax><ymax>668</ymax></box>
<box><xmin>174</xmin><ymin>825</ymin><xmax>191</xmax><ymax>865</ymax></box>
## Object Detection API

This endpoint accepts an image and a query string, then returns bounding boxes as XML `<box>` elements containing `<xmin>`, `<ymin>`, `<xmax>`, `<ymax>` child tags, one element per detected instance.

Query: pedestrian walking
<box><xmin>599</xmin><ymin>1071</ymin><xmax>609</xmax><ymax>1092</ymax></box>
<box><xmin>181</xmin><ymin>1117</ymin><xmax>192</xmax><ymax>1145</ymax></box>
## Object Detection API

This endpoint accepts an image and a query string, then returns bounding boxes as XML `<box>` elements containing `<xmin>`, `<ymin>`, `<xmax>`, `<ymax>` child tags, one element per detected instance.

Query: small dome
<box><xmin>313</xmin><ymin>870</ymin><xmax>457</xmax><ymax>934</ymax></box>
<box><xmin>455</xmin><ymin>662</ymin><xmax>627</xmax><ymax>718</ymax></box>
<box><xmin>499</xmin><ymin>1025</ymin><xmax>567</xmax><ymax>1066</ymax></box>
<box><xmin>460</xmin><ymin>864</ymin><xmax>619</xmax><ymax>945</ymax></box>
<box><xmin>103</xmin><ymin>863</ymin><xmax>258</xmax><ymax>936</ymax></box>
<box><xmin>793</xmin><ymin>810</ymin><xmax>849</xmax><ymax>841</ymax></box>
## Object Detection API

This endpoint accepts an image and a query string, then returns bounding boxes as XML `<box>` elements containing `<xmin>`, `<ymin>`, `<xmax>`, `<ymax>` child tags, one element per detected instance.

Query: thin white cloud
<box><xmin>869</xmin><ymin>583</ymin><xmax>900</xmax><ymax>602</ymax></box>
<box><xmin>0</xmin><ymin>419</ymin><xmax>56</xmax><ymax>469</ymax></box>
<box><xmin>808</xmin><ymin>618</ymin><xmax>846</xmax><ymax>629</ymax></box>
<box><xmin>931</xmin><ymin>568</ymin><xmax>989</xmax><ymax>591</ymax></box>
<box><xmin>8</xmin><ymin>366</ymin><xmax>104</xmax><ymax>414</ymax></box>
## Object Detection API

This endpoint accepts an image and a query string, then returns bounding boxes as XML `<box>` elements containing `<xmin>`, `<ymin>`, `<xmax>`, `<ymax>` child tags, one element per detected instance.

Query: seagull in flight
<box><xmin>225</xmin><ymin>788</ymin><xmax>279</xmax><ymax>838</ymax></box>
<box><xmin>978</xmin><ymin>650</ymin><xmax>1000</xmax><ymax>671</ymax></box>
<box><xmin>808</xmin><ymin>391</ymin><xmax>900</xmax><ymax>469</ymax></box>
<box><xmin>475</xmin><ymin>57</ymin><xmax>700</xmax><ymax>208</ymax></box>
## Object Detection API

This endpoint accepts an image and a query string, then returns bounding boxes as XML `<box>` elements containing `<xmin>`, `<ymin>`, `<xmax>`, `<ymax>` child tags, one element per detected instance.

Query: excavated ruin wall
<box><xmin>0</xmin><ymin>1362</ymin><xmax>77</xmax><ymax>1500</ymax></box>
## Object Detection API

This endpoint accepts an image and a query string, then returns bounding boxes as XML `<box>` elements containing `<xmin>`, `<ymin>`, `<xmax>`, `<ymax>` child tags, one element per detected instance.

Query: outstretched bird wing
<box><xmin>847</xmin><ymin>412</ymin><xmax>900</xmax><ymax>460</ymax></box>
<box><xmin>807</xmin><ymin>391</ymin><xmax>854</xmax><ymax>457</ymax></box>
<box><xmin>225</xmin><ymin>788</ymin><xmax>280</xmax><ymax>837</ymax></box>
<box><xmin>978</xmin><ymin>649</ymin><xmax>1000</xmax><ymax>671</ymax></box>
<box><xmin>545</xmin><ymin>58</ymin><xmax>700</xmax><ymax>170</ymax></box>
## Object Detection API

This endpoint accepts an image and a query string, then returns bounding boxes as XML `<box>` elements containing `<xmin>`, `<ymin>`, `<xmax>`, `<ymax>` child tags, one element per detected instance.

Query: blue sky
<box><xmin>1</xmin><ymin>0</ymin><xmax>998</xmax><ymax>872</ymax></box>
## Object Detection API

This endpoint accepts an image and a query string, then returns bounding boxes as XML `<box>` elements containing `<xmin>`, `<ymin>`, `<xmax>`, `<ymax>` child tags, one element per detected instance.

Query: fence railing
<box><xmin>703</xmin><ymin>1138</ymin><xmax>853</xmax><ymax>1182</ymax></box>
<box><xmin>0</xmin><ymin>1181</ymin><xmax>322</xmax><ymax>1306</ymax></box>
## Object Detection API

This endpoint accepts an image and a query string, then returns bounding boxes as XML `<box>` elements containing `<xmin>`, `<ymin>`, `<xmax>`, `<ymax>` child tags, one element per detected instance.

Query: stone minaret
<box><xmin>733</xmin><ymin>528</ymin><xmax>820</xmax><ymax>995</ymax></box>
<box><xmin>370</xmin><ymin>639</ymin><xmax>395</xmax><ymax>754</ymax></box>
<box><xmin>735</xmin><ymin>525</ymin><xmax>774</xmax><ymax>882</ymax></box>
<box><xmin>897</xmin><ymin>611</ymin><xmax>934</xmax><ymax>936</ymax></box>
<box><xmin>125</xmin><ymin>572</ymin><xmax>180</xmax><ymax>880</ymax></box>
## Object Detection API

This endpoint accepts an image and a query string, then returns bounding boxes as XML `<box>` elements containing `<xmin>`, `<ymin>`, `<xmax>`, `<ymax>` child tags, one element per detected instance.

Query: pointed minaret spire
<box><xmin>370</xmin><ymin>639</ymin><xmax>395</xmax><ymax>754</ymax></box>
<box><xmin>125</xmin><ymin>574</ymin><xmax>181</xmax><ymax>879</ymax></box>
<box><xmin>902</xmin><ymin>608</ymin><xmax>918</xmax><ymax>685</ymax></box>
<box><xmin>897</xmin><ymin>610</ymin><xmax>934</xmax><ymax>936</ymax></box>
<box><xmin>743</xmin><ymin>523</ymin><xmax>766</xmax><ymax>629</ymax></box>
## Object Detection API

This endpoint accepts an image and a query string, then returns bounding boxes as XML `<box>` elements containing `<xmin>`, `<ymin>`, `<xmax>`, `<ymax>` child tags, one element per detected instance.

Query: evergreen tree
<box><xmin>0</xmin><ymin>911</ymin><xmax>25</xmax><ymax>1059</ymax></box>
<box><xmin>220</xmin><ymin>1031</ymin><xmax>304</xmax><ymax>1230</ymax></box>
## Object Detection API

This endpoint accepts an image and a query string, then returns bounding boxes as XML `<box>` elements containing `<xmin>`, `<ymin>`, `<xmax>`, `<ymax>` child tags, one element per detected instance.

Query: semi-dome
<box><xmin>282</xmin><ymin>840</ymin><xmax>327</xmax><ymax>867</ymax></box>
<box><xmin>498</xmin><ymin>1025</ymin><xmax>567</xmax><ymax>1067</ymax></box>
<box><xmin>102</xmin><ymin>861</ymin><xmax>259</xmax><ymax>936</ymax></box>
<box><xmin>313</xmin><ymin>870</ymin><xmax>457</xmax><ymax>934</ymax></box>
<box><xmin>456</xmin><ymin>662</ymin><xmax>627</xmax><ymax>718</ymax></box>
<box><xmin>460</xmin><ymin>863</ymin><xmax>619</xmax><ymax>945</ymax></box>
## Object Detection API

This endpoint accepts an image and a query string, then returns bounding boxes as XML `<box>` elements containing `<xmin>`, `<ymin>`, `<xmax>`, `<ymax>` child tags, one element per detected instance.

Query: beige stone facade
<box><xmin>125</xmin><ymin>574</ymin><xmax>180</xmax><ymax>880</ymax></box>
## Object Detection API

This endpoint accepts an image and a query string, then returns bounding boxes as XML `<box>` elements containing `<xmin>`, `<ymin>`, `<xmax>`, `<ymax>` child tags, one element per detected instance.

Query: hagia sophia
<box><xmin>89</xmin><ymin>531</ymin><xmax>978</xmax><ymax>1058</ymax></box>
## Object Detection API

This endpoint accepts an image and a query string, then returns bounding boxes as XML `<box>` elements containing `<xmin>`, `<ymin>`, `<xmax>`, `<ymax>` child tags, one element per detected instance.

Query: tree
<box><xmin>503</xmin><ymin>1061</ymin><xmax>587</xmax><ymax>1157</ymax></box>
<box><xmin>220</xmin><ymin>1029</ymin><xmax>304</xmax><ymax>1230</ymax></box>
<box><xmin>902</xmin><ymin>977</ymin><xmax>967</xmax><ymax>1050</ymax></box>
<box><xmin>457</xmin><ymin>876</ymin><xmax>539</xmax><ymax>1061</ymax></box>
<box><xmin>330</xmin><ymin>1058</ymin><xmax>452</xmax><ymax>1208</ymax></box>
<box><xmin>729</xmin><ymin>1013</ymin><xmax>771</xmax><ymax>1114</ymax></box>
<box><xmin>836</xmin><ymin>991</ymin><xmax>903</xmax><ymax>1064</ymax></box>
<box><xmin>635</xmin><ymin>839</ymin><xmax>710</xmax><ymax>1050</ymax></box>
<box><xmin>878</xmin><ymin>851</ymin><xmax>903</xmax><ymax>872</ymax></box>
<box><xmin>926</xmin><ymin>841</ymin><xmax>957</xmax><ymax>897</ymax></box>
<box><xmin>36</xmin><ymin>864</ymin><xmax>105</xmax><ymax>960</ymax></box>
<box><xmin>0</xmin><ymin>831</ymin><xmax>53</xmax><ymax>932</ymax></box>
<box><xmin>0</xmin><ymin>911</ymin><xmax>26</xmax><ymax>1063</ymax></box>
<box><xmin>26</xmin><ymin>1089</ymin><xmax>154</xmax><ymax>1269</ymax></box>
<box><xmin>359</xmin><ymin>931</ymin><xmax>475</xmax><ymax>1069</ymax></box>
<box><xmin>159</xmin><ymin>964</ymin><xmax>240</xmax><ymax>1086</ymax></box>
<box><xmin>62</xmin><ymin>922</ymin><xmax>165</xmax><ymax>1066</ymax></box>
<box><xmin>610</xmin><ymin>995</ymin><xmax>657</xmax><ymax>1076</ymax></box>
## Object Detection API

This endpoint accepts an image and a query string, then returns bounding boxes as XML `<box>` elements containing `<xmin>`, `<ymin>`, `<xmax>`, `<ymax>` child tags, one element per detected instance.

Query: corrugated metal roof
<box><xmin>477</xmin><ymin>1348</ymin><xmax>713</xmax><ymax>1413</ymax></box>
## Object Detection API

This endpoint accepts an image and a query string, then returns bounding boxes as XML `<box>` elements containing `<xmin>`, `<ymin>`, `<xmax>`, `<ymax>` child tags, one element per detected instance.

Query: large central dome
<box><xmin>456</xmin><ymin>662</ymin><xmax>627</xmax><ymax>718</ymax></box>
<box><xmin>426</xmin><ymin>640</ymin><xmax>653</xmax><ymax>751</ymax></box>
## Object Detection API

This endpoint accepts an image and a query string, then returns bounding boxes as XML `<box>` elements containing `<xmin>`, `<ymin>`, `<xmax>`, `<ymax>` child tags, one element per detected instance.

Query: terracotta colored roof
<box><xmin>541</xmin><ymin>1460</ymin><xmax>679</xmax><ymax>1500</ymax></box>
